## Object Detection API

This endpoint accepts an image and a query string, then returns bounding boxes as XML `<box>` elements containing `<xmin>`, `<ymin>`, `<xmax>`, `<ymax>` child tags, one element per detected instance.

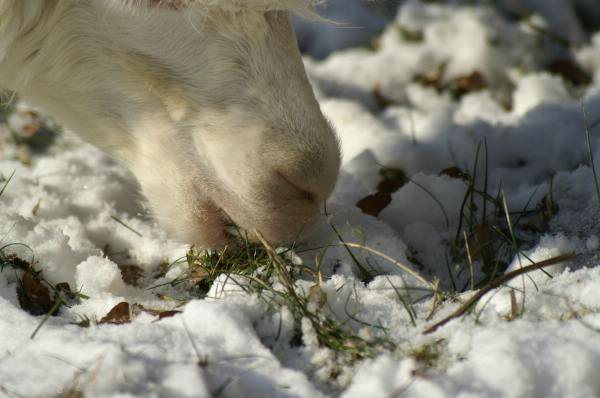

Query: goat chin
<box><xmin>0</xmin><ymin>0</ymin><xmax>340</xmax><ymax>247</ymax></box>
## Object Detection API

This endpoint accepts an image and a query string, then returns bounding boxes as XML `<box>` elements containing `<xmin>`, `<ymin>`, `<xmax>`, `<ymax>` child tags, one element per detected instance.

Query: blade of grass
<box><xmin>110</xmin><ymin>216</ymin><xmax>142</xmax><ymax>237</ymax></box>
<box><xmin>582</xmin><ymin>101</ymin><xmax>600</xmax><ymax>208</ymax></box>
<box><xmin>408</xmin><ymin>177</ymin><xmax>450</xmax><ymax>228</ymax></box>
<box><xmin>0</xmin><ymin>170</ymin><xmax>15</xmax><ymax>198</ymax></box>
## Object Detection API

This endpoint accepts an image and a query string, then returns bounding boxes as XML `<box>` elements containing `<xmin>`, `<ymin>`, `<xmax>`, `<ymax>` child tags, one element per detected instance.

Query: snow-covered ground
<box><xmin>3</xmin><ymin>0</ymin><xmax>600</xmax><ymax>396</ymax></box>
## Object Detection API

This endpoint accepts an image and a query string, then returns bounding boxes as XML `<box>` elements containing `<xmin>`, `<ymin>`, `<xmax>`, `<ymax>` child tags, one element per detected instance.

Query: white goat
<box><xmin>0</xmin><ymin>0</ymin><xmax>341</xmax><ymax>247</ymax></box>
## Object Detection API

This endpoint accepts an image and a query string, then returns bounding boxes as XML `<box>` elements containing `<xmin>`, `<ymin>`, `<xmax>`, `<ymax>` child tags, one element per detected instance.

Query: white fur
<box><xmin>0</xmin><ymin>0</ymin><xmax>340</xmax><ymax>246</ymax></box>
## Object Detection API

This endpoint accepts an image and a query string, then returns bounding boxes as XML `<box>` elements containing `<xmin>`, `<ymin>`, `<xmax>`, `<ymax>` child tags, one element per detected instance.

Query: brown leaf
<box><xmin>357</xmin><ymin>168</ymin><xmax>407</xmax><ymax>216</ymax></box>
<box><xmin>455</xmin><ymin>71</ymin><xmax>487</xmax><ymax>92</ymax></box>
<box><xmin>416</xmin><ymin>63</ymin><xmax>446</xmax><ymax>88</ymax></box>
<box><xmin>547</xmin><ymin>59</ymin><xmax>591</xmax><ymax>87</ymax></box>
<box><xmin>372</xmin><ymin>83</ymin><xmax>394</xmax><ymax>109</ymax></box>
<box><xmin>439</xmin><ymin>166</ymin><xmax>469</xmax><ymax>181</ymax></box>
<box><xmin>17</xmin><ymin>270</ymin><xmax>56</xmax><ymax>316</ymax></box>
<box><xmin>356</xmin><ymin>191</ymin><xmax>392</xmax><ymax>217</ymax></box>
<box><xmin>377</xmin><ymin>169</ymin><xmax>408</xmax><ymax>193</ymax></box>
<box><xmin>118</xmin><ymin>264</ymin><xmax>144</xmax><ymax>287</ymax></box>
<box><xmin>155</xmin><ymin>310</ymin><xmax>182</xmax><ymax>321</ymax></box>
<box><xmin>31</xmin><ymin>199</ymin><xmax>41</xmax><ymax>216</ymax></box>
<box><xmin>4</xmin><ymin>254</ymin><xmax>32</xmax><ymax>271</ymax></box>
<box><xmin>134</xmin><ymin>304</ymin><xmax>182</xmax><ymax>321</ymax></box>
<box><xmin>99</xmin><ymin>302</ymin><xmax>131</xmax><ymax>325</ymax></box>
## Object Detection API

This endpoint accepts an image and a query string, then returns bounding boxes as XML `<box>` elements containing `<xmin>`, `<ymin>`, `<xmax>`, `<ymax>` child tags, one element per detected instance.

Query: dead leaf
<box><xmin>356</xmin><ymin>192</ymin><xmax>392</xmax><ymax>217</ymax></box>
<box><xmin>155</xmin><ymin>310</ymin><xmax>182</xmax><ymax>320</ymax></box>
<box><xmin>118</xmin><ymin>264</ymin><xmax>144</xmax><ymax>286</ymax></box>
<box><xmin>57</xmin><ymin>388</ymin><xmax>84</xmax><ymax>398</ymax></box>
<box><xmin>416</xmin><ymin>63</ymin><xmax>446</xmax><ymax>88</ymax></box>
<box><xmin>31</xmin><ymin>199</ymin><xmax>41</xmax><ymax>216</ymax></box>
<box><xmin>356</xmin><ymin>168</ymin><xmax>407</xmax><ymax>217</ymax></box>
<box><xmin>17</xmin><ymin>270</ymin><xmax>56</xmax><ymax>316</ymax></box>
<box><xmin>455</xmin><ymin>71</ymin><xmax>487</xmax><ymax>92</ymax></box>
<box><xmin>372</xmin><ymin>83</ymin><xmax>394</xmax><ymax>109</ymax></box>
<box><xmin>547</xmin><ymin>59</ymin><xmax>591</xmax><ymax>87</ymax></box>
<box><xmin>439</xmin><ymin>166</ymin><xmax>469</xmax><ymax>181</ymax></box>
<box><xmin>3</xmin><ymin>254</ymin><xmax>31</xmax><ymax>271</ymax></box>
<box><xmin>99</xmin><ymin>302</ymin><xmax>131</xmax><ymax>325</ymax></box>
<box><xmin>377</xmin><ymin>168</ymin><xmax>408</xmax><ymax>193</ymax></box>
<box><xmin>134</xmin><ymin>304</ymin><xmax>182</xmax><ymax>321</ymax></box>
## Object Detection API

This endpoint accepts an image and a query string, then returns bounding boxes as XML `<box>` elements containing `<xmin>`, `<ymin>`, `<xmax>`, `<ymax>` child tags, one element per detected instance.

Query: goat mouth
<box><xmin>208</xmin><ymin>186</ymin><xmax>321</xmax><ymax>246</ymax></box>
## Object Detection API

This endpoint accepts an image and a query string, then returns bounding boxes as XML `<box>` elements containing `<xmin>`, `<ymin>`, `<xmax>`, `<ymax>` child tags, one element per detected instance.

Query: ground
<box><xmin>2</xmin><ymin>0</ymin><xmax>600</xmax><ymax>397</ymax></box>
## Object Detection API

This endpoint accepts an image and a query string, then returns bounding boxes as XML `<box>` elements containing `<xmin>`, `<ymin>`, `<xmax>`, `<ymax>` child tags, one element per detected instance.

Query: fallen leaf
<box><xmin>154</xmin><ymin>310</ymin><xmax>182</xmax><ymax>321</ymax></box>
<box><xmin>455</xmin><ymin>71</ymin><xmax>487</xmax><ymax>92</ymax></box>
<box><xmin>547</xmin><ymin>59</ymin><xmax>591</xmax><ymax>86</ymax></box>
<box><xmin>356</xmin><ymin>192</ymin><xmax>392</xmax><ymax>217</ymax></box>
<box><xmin>135</xmin><ymin>304</ymin><xmax>182</xmax><ymax>321</ymax></box>
<box><xmin>31</xmin><ymin>199</ymin><xmax>41</xmax><ymax>216</ymax></box>
<box><xmin>99</xmin><ymin>302</ymin><xmax>131</xmax><ymax>325</ymax></box>
<box><xmin>17</xmin><ymin>270</ymin><xmax>56</xmax><ymax>316</ymax></box>
<box><xmin>377</xmin><ymin>168</ymin><xmax>408</xmax><ymax>193</ymax></box>
<box><xmin>356</xmin><ymin>168</ymin><xmax>407</xmax><ymax>217</ymax></box>
<box><xmin>372</xmin><ymin>83</ymin><xmax>394</xmax><ymax>109</ymax></box>
<box><xmin>2</xmin><ymin>254</ymin><xmax>31</xmax><ymax>271</ymax></box>
<box><xmin>416</xmin><ymin>63</ymin><xmax>446</xmax><ymax>88</ymax></box>
<box><xmin>439</xmin><ymin>166</ymin><xmax>469</xmax><ymax>181</ymax></box>
<box><xmin>118</xmin><ymin>264</ymin><xmax>144</xmax><ymax>286</ymax></box>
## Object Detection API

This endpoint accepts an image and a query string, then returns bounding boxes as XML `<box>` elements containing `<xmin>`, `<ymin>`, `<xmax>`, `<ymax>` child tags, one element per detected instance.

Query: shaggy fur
<box><xmin>0</xmin><ymin>0</ymin><xmax>340</xmax><ymax>246</ymax></box>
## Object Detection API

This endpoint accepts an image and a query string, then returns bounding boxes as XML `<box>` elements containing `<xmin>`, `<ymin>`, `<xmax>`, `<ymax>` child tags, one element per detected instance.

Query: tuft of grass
<box><xmin>445</xmin><ymin>139</ymin><xmax>561</xmax><ymax>292</ymax></box>
<box><xmin>255</xmin><ymin>231</ymin><xmax>396</xmax><ymax>360</ymax></box>
<box><xmin>157</xmin><ymin>233</ymin><xmax>399</xmax><ymax>365</ymax></box>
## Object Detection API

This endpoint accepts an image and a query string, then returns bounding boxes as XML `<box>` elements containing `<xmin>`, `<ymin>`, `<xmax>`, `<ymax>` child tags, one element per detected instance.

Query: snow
<box><xmin>3</xmin><ymin>0</ymin><xmax>600</xmax><ymax>397</ymax></box>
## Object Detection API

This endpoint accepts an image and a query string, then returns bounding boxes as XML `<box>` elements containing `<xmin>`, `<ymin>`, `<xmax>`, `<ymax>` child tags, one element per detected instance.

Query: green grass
<box><xmin>154</xmin><ymin>234</ymin><xmax>398</xmax><ymax>364</ymax></box>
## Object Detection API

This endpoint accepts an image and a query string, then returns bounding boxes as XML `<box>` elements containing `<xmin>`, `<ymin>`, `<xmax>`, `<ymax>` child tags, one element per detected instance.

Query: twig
<box><xmin>423</xmin><ymin>252</ymin><xmax>576</xmax><ymax>334</ymax></box>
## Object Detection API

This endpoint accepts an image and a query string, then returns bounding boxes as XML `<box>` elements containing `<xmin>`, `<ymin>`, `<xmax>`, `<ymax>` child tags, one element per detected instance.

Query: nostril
<box><xmin>275</xmin><ymin>171</ymin><xmax>318</xmax><ymax>204</ymax></box>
